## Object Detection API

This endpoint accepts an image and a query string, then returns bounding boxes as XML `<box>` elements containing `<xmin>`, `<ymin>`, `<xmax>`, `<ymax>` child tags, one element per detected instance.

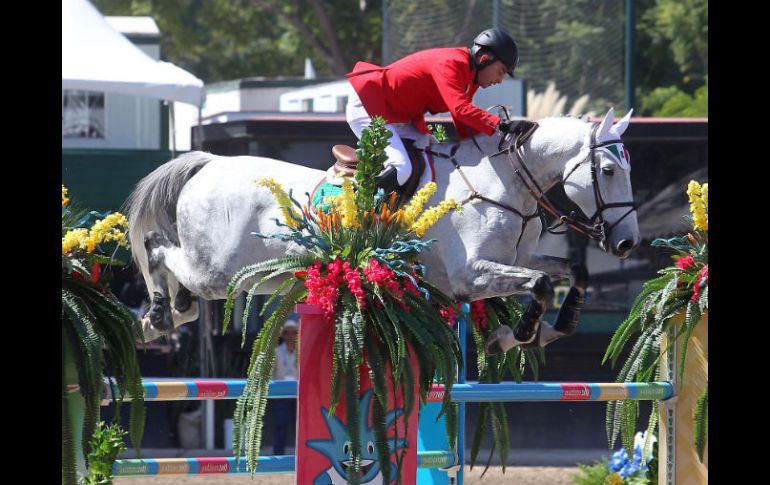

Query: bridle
<box><xmin>422</xmin><ymin>118</ymin><xmax>637</xmax><ymax>248</ymax></box>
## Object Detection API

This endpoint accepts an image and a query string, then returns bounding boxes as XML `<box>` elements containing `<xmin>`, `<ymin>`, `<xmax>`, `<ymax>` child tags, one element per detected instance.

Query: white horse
<box><xmin>125</xmin><ymin>108</ymin><xmax>639</xmax><ymax>348</ymax></box>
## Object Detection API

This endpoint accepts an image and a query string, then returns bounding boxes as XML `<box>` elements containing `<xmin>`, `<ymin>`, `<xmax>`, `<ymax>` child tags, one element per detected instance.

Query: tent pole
<box><xmin>170</xmin><ymin>101</ymin><xmax>176</xmax><ymax>158</ymax></box>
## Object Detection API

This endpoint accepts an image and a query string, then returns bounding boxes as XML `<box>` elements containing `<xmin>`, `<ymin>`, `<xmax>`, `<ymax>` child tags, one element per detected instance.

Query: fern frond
<box><xmin>694</xmin><ymin>385</ymin><xmax>708</xmax><ymax>461</ymax></box>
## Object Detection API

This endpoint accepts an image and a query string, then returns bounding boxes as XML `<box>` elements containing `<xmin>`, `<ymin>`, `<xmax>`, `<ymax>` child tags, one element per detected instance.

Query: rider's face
<box><xmin>477</xmin><ymin>60</ymin><xmax>507</xmax><ymax>88</ymax></box>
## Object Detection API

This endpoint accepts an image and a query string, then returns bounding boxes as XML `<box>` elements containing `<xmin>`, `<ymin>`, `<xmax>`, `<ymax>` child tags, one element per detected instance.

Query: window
<box><xmin>62</xmin><ymin>90</ymin><xmax>105</xmax><ymax>138</ymax></box>
<box><xmin>336</xmin><ymin>96</ymin><xmax>348</xmax><ymax>113</ymax></box>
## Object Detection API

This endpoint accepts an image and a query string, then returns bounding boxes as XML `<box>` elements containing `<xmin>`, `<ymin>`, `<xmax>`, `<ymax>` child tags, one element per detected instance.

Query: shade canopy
<box><xmin>62</xmin><ymin>0</ymin><xmax>204</xmax><ymax>106</ymax></box>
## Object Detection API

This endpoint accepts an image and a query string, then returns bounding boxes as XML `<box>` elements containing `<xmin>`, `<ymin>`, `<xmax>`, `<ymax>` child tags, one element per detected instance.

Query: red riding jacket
<box><xmin>347</xmin><ymin>47</ymin><xmax>500</xmax><ymax>139</ymax></box>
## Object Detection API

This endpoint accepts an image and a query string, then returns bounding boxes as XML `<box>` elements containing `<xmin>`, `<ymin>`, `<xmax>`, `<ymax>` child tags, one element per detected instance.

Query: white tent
<box><xmin>62</xmin><ymin>0</ymin><xmax>204</xmax><ymax>107</ymax></box>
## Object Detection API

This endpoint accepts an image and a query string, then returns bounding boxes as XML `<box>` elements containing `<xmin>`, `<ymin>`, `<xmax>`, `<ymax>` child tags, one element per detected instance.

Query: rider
<box><xmin>346</xmin><ymin>27</ymin><xmax>527</xmax><ymax>192</ymax></box>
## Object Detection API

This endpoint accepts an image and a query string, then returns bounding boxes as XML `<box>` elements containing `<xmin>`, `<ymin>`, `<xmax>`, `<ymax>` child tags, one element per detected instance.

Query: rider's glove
<box><xmin>498</xmin><ymin>119</ymin><xmax>536</xmax><ymax>137</ymax></box>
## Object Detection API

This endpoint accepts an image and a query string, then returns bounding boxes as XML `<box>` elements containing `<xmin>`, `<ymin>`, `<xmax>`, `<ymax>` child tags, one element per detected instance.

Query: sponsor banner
<box><xmin>560</xmin><ymin>383</ymin><xmax>591</xmax><ymax>400</ymax></box>
<box><xmin>195</xmin><ymin>381</ymin><xmax>229</xmax><ymax>400</ymax></box>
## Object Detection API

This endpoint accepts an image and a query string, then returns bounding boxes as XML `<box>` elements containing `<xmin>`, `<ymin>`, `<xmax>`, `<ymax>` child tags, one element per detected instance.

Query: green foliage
<box><xmin>641</xmin><ymin>0</ymin><xmax>708</xmax><ymax>81</ymax></box>
<box><xmin>603</xmin><ymin>186</ymin><xmax>707</xmax><ymax>459</ymax></box>
<box><xmin>81</xmin><ymin>422</ymin><xmax>128</xmax><ymax>485</ymax></box>
<box><xmin>62</xmin><ymin>193</ymin><xmax>145</xmax><ymax>485</ymax></box>
<box><xmin>569</xmin><ymin>459</ymin><xmax>612</xmax><ymax>485</ymax></box>
<box><xmin>427</xmin><ymin>124</ymin><xmax>447</xmax><ymax>143</ymax></box>
<box><xmin>693</xmin><ymin>385</ymin><xmax>708</xmax><ymax>460</ymax></box>
<box><xmin>639</xmin><ymin>77</ymin><xmax>707</xmax><ymax>117</ymax></box>
<box><xmin>634</xmin><ymin>0</ymin><xmax>708</xmax><ymax>116</ymax></box>
<box><xmin>225</xmin><ymin>118</ymin><xmax>462</xmax><ymax>484</ymax></box>
<box><xmin>467</xmin><ymin>297</ymin><xmax>545</xmax><ymax>475</ymax></box>
<box><xmin>354</xmin><ymin>116</ymin><xmax>391</xmax><ymax>212</ymax></box>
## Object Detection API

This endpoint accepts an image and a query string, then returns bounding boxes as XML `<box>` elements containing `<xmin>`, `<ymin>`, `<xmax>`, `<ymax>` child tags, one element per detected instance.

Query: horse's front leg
<box><xmin>457</xmin><ymin>259</ymin><xmax>554</xmax><ymax>354</ymax></box>
<box><xmin>524</xmin><ymin>255</ymin><xmax>589</xmax><ymax>347</ymax></box>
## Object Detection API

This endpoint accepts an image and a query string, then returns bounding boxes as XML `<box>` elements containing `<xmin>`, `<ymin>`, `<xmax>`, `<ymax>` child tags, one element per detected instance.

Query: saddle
<box><xmin>324</xmin><ymin>141</ymin><xmax>426</xmax><ymax>203</ymax></box>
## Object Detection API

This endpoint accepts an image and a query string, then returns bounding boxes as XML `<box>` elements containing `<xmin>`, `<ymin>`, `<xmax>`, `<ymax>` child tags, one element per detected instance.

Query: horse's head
<box><xmin>560</xmin><ymin>108</ymin><xmax>640</xmax><ymax>258</ymax></box>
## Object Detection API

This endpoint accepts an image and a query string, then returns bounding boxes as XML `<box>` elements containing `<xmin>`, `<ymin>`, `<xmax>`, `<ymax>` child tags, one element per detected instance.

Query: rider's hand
<box><xmin>498</xmin><ymin>119</ymin><xmax>536</xmax><ymax>136</ymax></box>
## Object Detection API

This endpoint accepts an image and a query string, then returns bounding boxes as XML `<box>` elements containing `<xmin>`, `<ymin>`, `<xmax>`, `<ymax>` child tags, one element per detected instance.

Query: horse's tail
<box><xmin>123</xmin><ymin>151</ymin><xmax>215</xmax><ymax>294</ymax></box>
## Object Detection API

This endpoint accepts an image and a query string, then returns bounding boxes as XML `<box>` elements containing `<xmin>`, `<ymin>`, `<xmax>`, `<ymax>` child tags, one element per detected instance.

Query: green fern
<box><xmin>604</xmin><ymin>232</ymin><xmax>708</xmax><ymax>459</ymax></box>
<box><xmin>693</xmin><ymin>385</ymin><xmax>708</xmax><ymax>461</ymax></box>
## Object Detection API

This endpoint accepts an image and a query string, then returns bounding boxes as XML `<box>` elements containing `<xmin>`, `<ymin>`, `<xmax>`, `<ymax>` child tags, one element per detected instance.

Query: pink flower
<box><xmin>676</xmin><ymin>256</ymin><xmax>695</xmax><ymax>271</ymax></box>
<box><xmin>691</xmin><ymin>265</ymin><xmax>708</xmax><ymax>303</ymax></box>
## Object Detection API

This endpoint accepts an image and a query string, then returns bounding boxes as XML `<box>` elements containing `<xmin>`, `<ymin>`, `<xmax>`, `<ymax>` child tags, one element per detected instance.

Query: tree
<box><xmin>91</xmin><ymin>0</ymin><xmax>382</xmax><ymax>82</ymax></box>
<box><xmin>635</xmin><ymin>0</ymin><xmax>708</xmax><ymax>116</ymax></box>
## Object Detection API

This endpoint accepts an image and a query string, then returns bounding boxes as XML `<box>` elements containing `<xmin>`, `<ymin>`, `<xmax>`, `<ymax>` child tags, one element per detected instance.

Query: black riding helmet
<box><xmin>470</xmin><ymin>28</ymin><xmax>518</xmax><ymax>78</ymax></box>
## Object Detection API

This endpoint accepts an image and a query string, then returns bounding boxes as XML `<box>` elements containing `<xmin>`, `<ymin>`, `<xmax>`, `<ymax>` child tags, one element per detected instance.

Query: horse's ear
<box><xmin>596</xmin><ymin>107</ymin><xmax>615</xmax><ymax>141</ymax></box>
<box><xmin>612</xmin><ymin>108</ymin><xmax>633</xmax><ymax>137</ymax></box>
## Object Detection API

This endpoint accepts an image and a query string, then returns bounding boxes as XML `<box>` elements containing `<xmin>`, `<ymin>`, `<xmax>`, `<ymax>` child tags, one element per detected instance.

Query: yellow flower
<box><xmin>62</xmin><ymin>228</ymin><xmax>88</xmax><ymax>254</ymax></box>
<box><xmin>410</xmin><ymin>199</ymin><xmax>462</xmax><ymax>237</ymax></box>
<box><xmin>701</xmin><ymin>183</ymin><xmax>708</xmax><ymax>208</ymax></box>
<box><xmin>605</xmin><ymin>473</ymin><xmax>624</xmax><ymax>485</ymax></box>
<box><xmin>254</xmin><ymin>177</ymin><xmax>301</xmax><ymax>229</ymax></box>
<box><xmin>687</xmin><ymin>180</ymin><xmax>708</xmax><ymax>232</ymax></box>
<box><xmin>401</xmin><ymin>182</ymin><xmax>437</xmax><ymax>228</ymax></box>
<box><xmin>62</xmin><ymin>185</ymin><xmax>70</xmax><ymax>207</ymax></box>
<box><xmin>338</xmin><ymin>179</ymin><xmax>360</xmax><ymax>228</ymax></box>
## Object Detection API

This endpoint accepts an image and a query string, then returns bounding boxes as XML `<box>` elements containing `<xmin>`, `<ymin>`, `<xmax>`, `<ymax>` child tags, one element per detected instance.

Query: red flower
<box><xmin>303</xmin><ymin>260</ymin><xmax>343</xmax><ymax>324</ymax></box>
<box><xmin>342</xmin><ymin>261</ymin><xmax>366</xmax><ymax>308</ymax></box>
<box><xmin>91</xmin><ymin>263</ymin><xmax>101</xmax><ymax>284</ymax></box>
<box><xmin>676</xmin><ymin>256</ymin><xmax>695</xmax><ymax>271</ymax></box>
<box><xmin>403</xmin><ymin>278</ymin><xmax>421</xmax><ymax>297</ymax></box>
<box><xmin>470</xmin><ymin>300</ymin><xmax>488</xmax><ymax>331</ymax></box>
<box><xmin>440</xmin><ymin>305</ymin><xmax>458</xmax><ymax>327</ymax></box>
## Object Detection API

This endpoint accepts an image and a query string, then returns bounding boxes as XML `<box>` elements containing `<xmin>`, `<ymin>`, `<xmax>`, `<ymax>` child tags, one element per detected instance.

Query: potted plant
<box><xmin>603</xmin><ymin>180</ymin><xmax>708</xmax><ymax>463</ymax></box>
<box><xmin>61</xmin><ymin>186</ymin><xmax>145</xmax><ymax>484</ymax></box>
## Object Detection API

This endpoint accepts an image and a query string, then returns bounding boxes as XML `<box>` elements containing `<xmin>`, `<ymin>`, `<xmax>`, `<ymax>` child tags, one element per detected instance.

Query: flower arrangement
<box><xmin>222</xmin><ymin>117</ymin><xmax>464</xmax><ymax>483</ymax></box>
<box><xmin>603</xmin><ymin>180</ymin><xmax>708</xmax><ymax>460</ymax></box>
<box><xmin>61</xmin><ymin>186</ymin><xmax>145</xmax><ymax>485</ymax></box>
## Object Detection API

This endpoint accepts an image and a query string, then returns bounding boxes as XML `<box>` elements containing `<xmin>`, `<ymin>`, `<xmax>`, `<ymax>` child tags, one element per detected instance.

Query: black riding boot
<box><xmin>375</xmin><ymin>165</ymin><xmax>400</xmax><ymax>194</ymax></box>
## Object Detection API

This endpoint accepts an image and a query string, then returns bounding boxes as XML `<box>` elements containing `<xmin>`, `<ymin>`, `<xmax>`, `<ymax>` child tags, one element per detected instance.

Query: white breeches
<box><xmin>345</xmin><ymin>84</ymin><xmax>424</xmax><ymax>185</ymax></box>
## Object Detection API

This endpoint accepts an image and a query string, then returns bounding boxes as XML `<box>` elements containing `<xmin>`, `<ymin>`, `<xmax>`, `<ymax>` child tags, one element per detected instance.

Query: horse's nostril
<box><xmin>616</xmin><ymin>240</ymin><xmax>634</xmax><ymax>253</ymax></box>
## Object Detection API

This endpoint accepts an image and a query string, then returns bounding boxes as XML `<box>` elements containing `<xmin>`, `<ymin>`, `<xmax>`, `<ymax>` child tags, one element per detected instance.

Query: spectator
<box><xmin>272</xmin><ymin>319</ymin><xmax>298</xmax><ymax>455</ymax></box>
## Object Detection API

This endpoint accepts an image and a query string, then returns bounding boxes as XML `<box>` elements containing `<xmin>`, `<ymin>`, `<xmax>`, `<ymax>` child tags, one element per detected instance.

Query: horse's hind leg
<box><xmin>144</xmin><ymin>231</ymin><xmax>174</xmax><ymax>332</ymax></box>
<box><xmin>485</xmin><ymin>275</ymin><xmax>554</xmax><ymax>354</ymax></box>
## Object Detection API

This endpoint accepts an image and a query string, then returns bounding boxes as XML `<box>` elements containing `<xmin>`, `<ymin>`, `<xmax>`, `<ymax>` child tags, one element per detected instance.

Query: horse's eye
<box><xmin>367</xmin><ymin>441</ymin><xmax>375</xmax><ymax>454</ymax></box>
<box><xmin>343</xmin><ymin>441</ymin><xmax>350</xmax><ymax>454</ymax></box>
<box><xmin>602</xmin><ymin>167</ymin><xmax>615</xmax><ymax>176</ymax></box>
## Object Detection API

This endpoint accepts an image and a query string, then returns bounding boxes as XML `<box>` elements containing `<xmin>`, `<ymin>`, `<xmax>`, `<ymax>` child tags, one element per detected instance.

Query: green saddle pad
<box><xmin>311</xmin><ymin>180</ymin><xmax>344</xmax><ymax>212</ymax></box>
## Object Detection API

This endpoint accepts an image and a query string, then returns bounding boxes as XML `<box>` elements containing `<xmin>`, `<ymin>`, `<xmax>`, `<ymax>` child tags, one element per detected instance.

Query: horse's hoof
<box><xmin>532</xmin><ymin>276</ymin><xmax>554</xmax><ymax>303</ymax></box>
<box><xmin>147</xmin><ymin>293</ymin><xmax>172</xmax><ymax>331</ymax></box>
<box><xmin>485</xmin><ymin>326</ymin><xmax>515</xmax><ymax>354</ymax></box>
<box><xmin>139</xmin><ymin>317</ymin><xmax>164</xmax><ymax>343</ymax></box>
